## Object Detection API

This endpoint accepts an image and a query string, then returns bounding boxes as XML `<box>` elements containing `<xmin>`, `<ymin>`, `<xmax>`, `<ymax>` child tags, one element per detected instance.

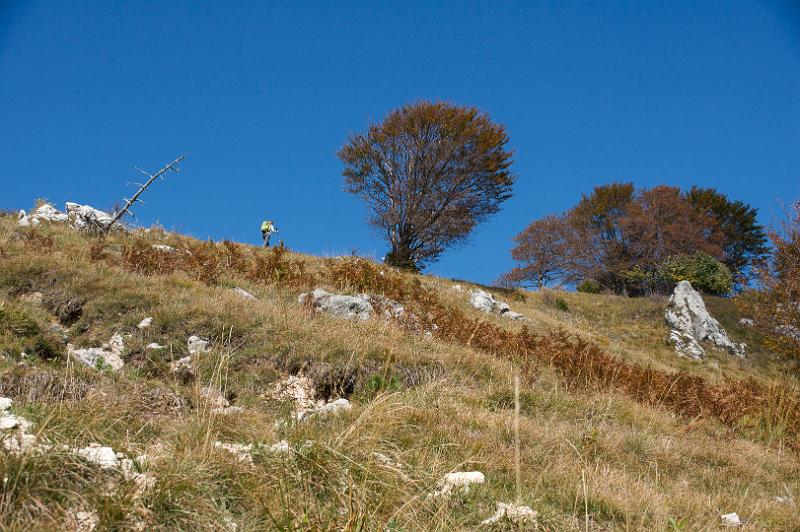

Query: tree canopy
<box><xmin>339</xmin><ymin>101</ymin><xmax>515</xmax><ymax>270</ymax></box>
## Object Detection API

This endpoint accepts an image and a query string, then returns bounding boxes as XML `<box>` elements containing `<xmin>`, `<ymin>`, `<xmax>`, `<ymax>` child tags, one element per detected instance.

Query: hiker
<box><xmin>261</xmin><ymin>219</ymin><xmax>277</xmax><ymax>247</ymax></box>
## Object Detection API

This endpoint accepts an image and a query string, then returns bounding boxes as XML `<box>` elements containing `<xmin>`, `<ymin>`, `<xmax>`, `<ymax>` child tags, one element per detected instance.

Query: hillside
<box><xmin>0</xmin><ymin>212</ymin><xmax>798</xmax><ymax>531</ymax></box>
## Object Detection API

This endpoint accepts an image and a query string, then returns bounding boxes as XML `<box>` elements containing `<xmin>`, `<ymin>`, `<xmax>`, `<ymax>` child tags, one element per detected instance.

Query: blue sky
<box><xmin>1</xmin><ymin>1</ymin><xmax>799</xmax><ymax>284</ymax></box>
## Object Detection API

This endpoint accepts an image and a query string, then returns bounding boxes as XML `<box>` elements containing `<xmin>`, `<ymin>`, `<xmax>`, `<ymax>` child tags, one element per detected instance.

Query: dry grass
<box><xmin>0</xmin><ymin>215</ymin><xmax>798</xmax><ymax>530</ymax></box>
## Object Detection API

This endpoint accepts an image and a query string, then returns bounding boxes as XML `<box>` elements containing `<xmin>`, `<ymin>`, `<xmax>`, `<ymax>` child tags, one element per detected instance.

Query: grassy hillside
<box><xmin>0</xmin><ymin>214</ymin><xmax>798</xmax><ymax>531</ymax></box>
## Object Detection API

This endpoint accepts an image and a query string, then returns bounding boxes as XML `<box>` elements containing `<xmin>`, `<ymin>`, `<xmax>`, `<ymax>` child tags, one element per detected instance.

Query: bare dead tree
<box><xmin>108</xmin><ymin>154</ymin><xmax>186</xmax><ymax>228</ymax></box>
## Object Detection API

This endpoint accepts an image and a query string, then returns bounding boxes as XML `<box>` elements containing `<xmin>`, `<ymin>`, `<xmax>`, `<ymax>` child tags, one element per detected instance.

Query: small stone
<box><xmin>481</xmin><ymin>502</ymin><xmax>538</xmax><ymax>526</ymax></box>
<box><xmin>0</xmin><ymin>397</ymin><xmax>12</xmax><ymax>411</ymax></box>
<box><xmin>137</xmin><ymin>317</ymin><xmax>153</xmax><ymax>329</ymax></box>
<box><xmin>187</xmin><ymin>336</ymin><xmax>209</xmax><ymax>355</ymax></box>
<box><xmin>430</xmin><ymin>471</ymin><xmax>485</xmax><ymax>497</ymax></box>
<box><xmin>151</xmin><ymin>244</ymin><xmax>177</xmax><ymax>253</ymax></box>
<box><xmin>232</xmin><ymin>287</ymin><xmax>257</xmax><ymax>300</ymax></box>
<box><xmin>146</xmin><ymin>342</ymin><xmax>166</xmax><ymax>350</ymax></box>
<box><xmin>721</xmin><ymin>512</ymin><xmax>742</xmax><ymax>527</ymax></box>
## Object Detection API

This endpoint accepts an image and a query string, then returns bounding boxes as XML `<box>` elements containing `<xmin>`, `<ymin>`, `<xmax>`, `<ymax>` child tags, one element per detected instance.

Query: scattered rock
<box><xmin>452</xmin><ymin>284</ymin><xmax>463</xmax><ymax>292</ymax></box>
<box><xmin>17</xmin><ymin>204</ymin><xmax>69</xmax><ymax>227</ymax></box>
<box><xmin>213</xmin><ymin>441</ymin><xmax>254</xmax><ymax>464</ymax></box>
<box><xmin>470</xmin><ymin>289</ymin><xmax>527</xmax><ymax>321</ymax></box>
<box><xmin>721</xmin><ymin>512</ymin><xmax>742</xmax><ymax>527</ymax></box>
<box><xmin>271</xmin><ymin>375</ymin><xmax>318</xmax><ymax>411</ymax></box>
<box><xmin>65</xmin><ymin>509</ymin><xmax>99</xmax><ymax>532</ymax></box>
<box><xmin>738</xmin><ymin>318</ymin><xmax>754</xmax><ymax>327</ymax></box>
<box><xmin>232</xmin><ymin>287</ymin><xmax>257</xmax><ymax>301</ymax></box>
<box><xmin>481</xmin><ymin>502</ymin><xmax>539</xmax><ymax>526</ymax></box>
<box><xmin>270</xmin><ymin>375</ymin><xmax>352</xmax><ymax>422</ymax></box>
<box><xmin>665</xmin><ymin>281</ymin><xmax>746</xmax><ymax>359</ymax></box>
<box><xmin>0</xmin><ymin>399</ymin><xmax>45</xmax><ymax>454</ymax></box>
<box><xmin>68</xmin><ymin>343</ymin><xmax>124</xmax><ymax>372</ymax></box>
<box><xmin>268</xmin><ymin>440</ymin><xmax>290</xmax><ymax>454</ymax></box>
<box><xmin>151</xmin><ymin>244</ymin><xmax>178</xmax><ymax>253</ymax></box>
<box><xmin>373</xmin><ymin>451</ymin><xmax>410</xmax><ymax>480</ymax></box>
<box><xmin>430</xmin><ymin>471</ymin><xmax>485</xmax><ymax>497</ymax></box>
<box><xmin>137</xmin><ymin>317</ymin><xmax>153</xmax><ymax>329</ymax></box>
<box><xmin>19</xmin><ymin>291</ymin><xmax>44</xmax><ymax>305</ymax></box>
<box><xmin>187</xmin><ymin>335</ymin><xmax>209</xmax><ymax>355</ymax></box>
<box><xmin>298</xmin><ymin>289</ymin><xmax>373</xmax><ymax>320</ymax></box>
<box><xmin>65</xmin><ymin>202</ymin><xmax>116</xmax><ymax>232</ymax></box>
<box><xmin>146</xmin><ymin>342</ymin><xmax>166</xmax><ymax>351</ymax></box>
<box><xmin>170</xmin><ymin>355</ymin><xmax>191</xmax><ymax>372</ymax></box>
<box><xmin>73</xmin><ymin>443</ymin><xmax>155</xmax><ymax>495</ymax></box>
<box><xmin>295</xmin><ymin>397</ymin><xmax>352</xmax><ymax>421</ymax></box>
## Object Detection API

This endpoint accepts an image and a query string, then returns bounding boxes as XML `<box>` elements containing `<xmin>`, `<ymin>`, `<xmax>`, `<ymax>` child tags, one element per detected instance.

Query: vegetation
<box><xmin>338</xmin><ymin>101</ymin><xmax>515</xmax><ymax>271</ymax></box>
<box><xmin>0</xmin><ymin>214</ymin><xmax>798</xmax><ymax>530</ymax></box>
<box><xmin>742</xmin><ymin>201</ymin><xmax>800</xmax><ymax>357</ymax></box>
<box><xmin>504</xmin><ymin>184</ymin><xmax>764</xmax><ymax>296</ymax></box>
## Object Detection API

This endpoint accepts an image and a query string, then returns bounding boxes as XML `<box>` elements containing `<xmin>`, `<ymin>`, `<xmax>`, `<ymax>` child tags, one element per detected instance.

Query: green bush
<box><xmin>577</xmin><ymin>279</ymin><xmax>602</xmax><ymax>294</ymax></box>
<box><xmin>659</xmin><ymin>252</ymin><xmax>732</xmax><ymax>295</ymax></box>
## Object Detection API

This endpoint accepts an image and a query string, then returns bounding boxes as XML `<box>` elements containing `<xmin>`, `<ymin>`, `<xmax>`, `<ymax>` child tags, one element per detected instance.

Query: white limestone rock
<box><xmin>151</xmin><ymin>244</ymin><xmax>178</xmax><ymax>253</ymax></box>
<box><xmin>68</xmin><ymin>344</ymin><xmax>124</xmax><ymax>372</ymax></box>
<box><xmin>665</xmin><ymin>281</ymin><xmax>746</xmax><ymax>359</ymax></box>
<box><xmin>430</xmin><ymin>471</ymin><xmax>485</xmax><ymax>497</ymax></box>
<box><xmin>721</xmin><ymin>512</ymin><xmax>742</xmax><ymax>527</ymax></box>
<box><xmin>187</xmin><ymin>335</ymin><xmax>209</xmax><ymax>355</ymax></box>
<box><xmin>65</xmin><ymin>202</ymin><xmax>116</xmax><ymax>232</ymax></box>
<box><xmin>481</xmin><ymin>502</ymin><xmax>539</xmax><ymax>526</ymax></box>
<box><xmin>232</xmin><ymin>287</ymin><xmax>257</xmax><ymax>300</ymax></box>
<box><xmin>137</xmin><ymin>317</ymin><xmax>153</xmax><ymax>329</ymax></box>
<box><xmin>470</xmin><ymin>289</ymin><xmax>527</xmax><ymax>321</ymax></box>
<box><xmin>298</xmin><ymin>289</ymin><xmax>373</xmax><ymax>320</ymax></box>
<box><xmin>17</xmin><ymin>204</ymin><xmax>69</xmax><ymax>227</ymax></box>
<box><xmin>295</xmin><ymin>398</ymin><xmax>352</xmax><ymax>421</ymax></box>
<box><xmin>213</xmin><ymin>441</ymin><xmax>254</xmax><ymax>464</ymax></box>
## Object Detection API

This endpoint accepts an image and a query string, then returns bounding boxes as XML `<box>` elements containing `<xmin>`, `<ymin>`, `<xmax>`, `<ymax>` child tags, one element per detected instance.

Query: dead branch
<box><xmin>108</xmin><ymin>154</ymin><xmax>186</xmax><ymax>228</ymax></box>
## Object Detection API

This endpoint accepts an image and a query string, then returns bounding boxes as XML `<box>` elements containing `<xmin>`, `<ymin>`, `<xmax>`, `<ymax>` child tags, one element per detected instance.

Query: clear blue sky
<box><xmin>2</xmin><ymin>1</ymin><xmax>799</xmax><ymax>284</ymax></box>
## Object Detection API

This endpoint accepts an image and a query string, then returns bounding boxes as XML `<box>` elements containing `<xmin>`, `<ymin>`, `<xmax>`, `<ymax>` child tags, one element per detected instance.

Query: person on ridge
<box><xmin>261</xmin><ymin>219</ymin><xmax>278</xmax><ymax>247</ymax></box>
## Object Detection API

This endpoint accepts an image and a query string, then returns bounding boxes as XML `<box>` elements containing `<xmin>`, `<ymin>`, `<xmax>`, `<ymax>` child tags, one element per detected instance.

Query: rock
<box><xmin>187</xmin><ymin>335</ymin><xmax>209</xmax><ymax>355</ymax></box>
<box><xmin>295</xmin><ymin>397</ymin><xmax>352</xmax><ymax>421</ymax></box>
<box><xmin>17</xmin><ymin>204</ymin><xmax>69</xmax><ymax>227</ymax></box>
<box><xmin>106</xmin><ymin>333</ymin><xmax>125</xmax><ymax>357</ymax></box>
<box><xmin>19</xmin><ymin>291</ymin><xmax>44</xmax><ymax>305</ymax></box>
<box><xmin>481</xmin><ymin>502</ymin><xmax>539</xmax><ymax>526</ymax></box>
<box><xmin>213</xmin><ymin>441</ymin><xmax>254</xmax><ymax>464</ymax></box>
<box><xmin>65</xmin><ymin>202</ymin><xmax>116</xmax><ymax>232</ymax></box>
<box><xmin>721</xmin><ymin>512</ymin><xmax>742</xmax><ymax>527</ymax></box>
<box><xmin>665</xmin><ymin>281</ymin><xmax>746</xmax><ymax>359</ymax></box>
<box><xmin>66</xmin><ymin>509</ymin><xmax>99</xmax><ymax>532</ymax></box>
<box><xmin>151</xmin><ymin>244</ymin><xmax>177</xmax><ymax>253</ymax></box>
<box><xmin>268</xmin><ymin>440</ymin><xmax>290</xmax><ymax>454</ymax></box>
<box><xmin>0</xmin><ymin>397</ymin><xmax>12</xmax><ymax>411</ymax></box>
<box><xmin>74</xmin><ymin>443</ymin><xmax>119</xmax><ymax>468</ymax></box>
<box><xmin>470</xmin><ymin>289</ymin><xmax>527</xmax><ymax>320</ymax></box>
<box><xmin>738</xmin><ymin>318</ymin><xmax>754</xmax><ymax>327</ymax></box>
<box><xmin>73</xmin><ymin>443</ymin><xmax>155</xmax><ymax>495</ymax></box>
<box><xmin>452</xmin><ymin>284</ymin><xmax>463</xmax><ymax>292</ymax></box>
<box><xmin>200</xmin><ymin>387</ymin><xmax>230</xmax><ymax>410</ymax></box>
<box><xmin>298</xmin><ymin>289</ymin><xmax>373</xmax><ymax>320</ymax></box>
<box><xmin>146</xmin><ymin>342</ymin><xmax>166</xmax><ymax>350</ymax></box>
<box><xmin>68</xmin><ymin>344</ymin><xmax>124</xmax><ymax>372</ymax></box>
<box><xmin>367</xmin><ymin>295</ymin><xmax>406</xmax><ymax>319</ymax></box>
<box><xmin>170</xmin><ymin>355</ymin><xmax>192</xmax><ymax>373</ymax></box>
<box><xmin>430</xmin><ymin>471</ymin><xmax>485</xmax><ymax>497</ymax></box>
<box><xmin>137</xmin><ymin>317</ymin><xmax>153</xmax><ymax>329</ymax></box>
<box><xmin>271</xmin><ymin>375</ymin><xmax>318</xmax><ymax>411</ymax></box>
<box><xmin>232</xmin><ymin>287</ymin><xmax>257</xmax><ymax>300</ymax></box>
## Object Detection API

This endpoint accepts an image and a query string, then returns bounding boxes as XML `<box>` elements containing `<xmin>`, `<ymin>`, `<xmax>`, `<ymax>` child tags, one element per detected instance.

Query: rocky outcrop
<box><xmin>17</xmin><ymin>204</ymin><xmax>69</xmax><ymax>226</ymax></box>
<box><xmin>65</xmin><ymin>202</ymin><xmax>116</xmax><ymax>232</ymax></box>
<box><xmin>470</xmin><ymin>289</ymin><xmax>527</xmax><ymax>321</ymax></box>
<box><xmin>298</xmin><ymin>289</ymin><xmax>373</xmax><ymax>320</ymax></box>
<box><xmin>68</xmin><ymin>333</ymin><xmax>126</xmax><ymax>372</ymax></box>
<box><xmin>665</xmin><ymin>281</ymin><xmax>746</xmax><ymax>359</ymax></box>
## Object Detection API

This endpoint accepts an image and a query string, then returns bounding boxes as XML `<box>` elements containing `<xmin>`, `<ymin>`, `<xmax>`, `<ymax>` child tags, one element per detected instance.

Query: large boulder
<box><xmin>298</xmin><ymin>289</ymin><xmax>373</xmax><ymax>320</ymax></box>
<box><xmin>665</xmin><ymin>281</ymin><xmax>746</xmax><ymax>359</ymax></box>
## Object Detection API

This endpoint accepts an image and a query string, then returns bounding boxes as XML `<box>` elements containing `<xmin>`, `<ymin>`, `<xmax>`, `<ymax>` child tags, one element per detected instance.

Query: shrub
<box><xmin>576</xmin><ymin>279</ymin><xmax>602</xmax><ymax>294</ymax></box>
<box><xmin>659</xmin><ymin>252</ymin><xmax>732</xmax><ymax>295</ymax></box>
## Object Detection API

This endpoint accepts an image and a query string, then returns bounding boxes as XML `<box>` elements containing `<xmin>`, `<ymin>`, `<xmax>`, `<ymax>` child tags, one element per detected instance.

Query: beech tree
<box><xmin>338</xmin><ymin>101</ymin><xmax>515</xmax><ymax>270</ymax></box>
<box><xmin>500</xmin><ymin>215</ymin><xmax>572</xmax><ymax>288</ymax></box>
